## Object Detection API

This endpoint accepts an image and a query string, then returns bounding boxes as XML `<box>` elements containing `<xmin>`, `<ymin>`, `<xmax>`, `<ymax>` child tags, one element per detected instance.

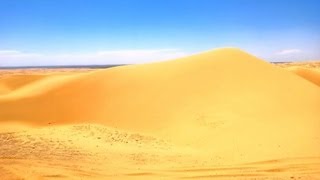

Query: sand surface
<box><xmin>0</xmin><ymin>48</ymin><xmax>319</xmax><ymax>179</ymax></box>
<box><xmin>278</xmin><ymin>62</ymin><xmax>320</xmax><ymax>87</ymax></box>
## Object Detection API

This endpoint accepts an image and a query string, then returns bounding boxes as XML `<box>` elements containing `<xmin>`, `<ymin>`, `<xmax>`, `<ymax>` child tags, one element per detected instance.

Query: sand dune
<box><xmin>0</xmin><ymin>83</ymin><xmax>10</xmax><ymax>94</ymax></box>
<box><xmin>0</xmin><ymin>48</ymin><xmax>319</xmax><ymax>179</ymax></box>
<box><xmin>285</xmin><ymin>67</ymin><xmax>320</xmax><ymax>87</ymax></box>
<box><xmin>0</xmin><ymin>74</ymin><xmax>46</xmax><ymax>95</ymax></box>
<box><xmin>0</xmin><ymin>69</ymin><xmax>92</xmax><ymax>95</ymax></box>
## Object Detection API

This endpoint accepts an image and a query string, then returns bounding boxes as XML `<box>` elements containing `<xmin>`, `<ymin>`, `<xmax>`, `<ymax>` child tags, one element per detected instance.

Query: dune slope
<box><xmin>0</xmin><ymin>48</ymin><xmax>320</xmax><ymax>165</ymax></box>
<box><xmin>0</xmin><ymin>74</ymin><xmax>46</xmax><ymax>95</ymax></box>
<box><xmin>286</xmin><ymin>66</ymin><xmax>320</xmax><ymax>87</ymax></box>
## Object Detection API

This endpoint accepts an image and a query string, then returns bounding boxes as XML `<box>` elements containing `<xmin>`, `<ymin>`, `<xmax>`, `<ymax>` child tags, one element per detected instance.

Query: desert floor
<box><xmin>0</xmin><ymin>48</ymin><xmax>319</xmax><ymax>179</ymax></box>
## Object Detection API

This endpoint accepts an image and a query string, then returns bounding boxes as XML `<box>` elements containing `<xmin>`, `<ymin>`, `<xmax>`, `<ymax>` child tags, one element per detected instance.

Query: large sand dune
<box><xmin>0</xmin><ymin>48</ymin><xmax>319</xmax><ymax>179</ymax></box>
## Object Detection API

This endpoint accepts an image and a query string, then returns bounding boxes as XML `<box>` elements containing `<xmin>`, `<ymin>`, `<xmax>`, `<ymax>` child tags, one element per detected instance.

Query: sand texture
<box><xmin>0</xmin><ymin>48</ymin><xmax>319</xmax><ymax>179</ymax></box>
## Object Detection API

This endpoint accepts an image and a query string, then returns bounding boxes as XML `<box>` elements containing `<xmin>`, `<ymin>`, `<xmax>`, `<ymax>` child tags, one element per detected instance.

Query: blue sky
<box><xmin>0</xmin><ymin>0</ymin><xmax>319</xmax><ymax>66</ymax></box>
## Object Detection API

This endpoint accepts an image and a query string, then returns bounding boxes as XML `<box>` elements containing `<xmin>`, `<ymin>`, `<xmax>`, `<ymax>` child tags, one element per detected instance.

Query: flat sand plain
<box><xmin>0</xmin><ymin>48</ymin><xmax>319</xmax><ymax>179</ymax></box>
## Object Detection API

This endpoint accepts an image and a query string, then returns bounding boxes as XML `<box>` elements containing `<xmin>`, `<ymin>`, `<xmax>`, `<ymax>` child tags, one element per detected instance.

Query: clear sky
<box><xmin>0</xmin><ymin>0</ymin><xmax>320</xmax><ymax>66</ymax></box>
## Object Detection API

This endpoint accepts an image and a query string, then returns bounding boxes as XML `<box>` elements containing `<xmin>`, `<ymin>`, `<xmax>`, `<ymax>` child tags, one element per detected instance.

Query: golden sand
<box><xmin>281</xmin><ymin>63</ymin><xmax>320</xmax><ymax>87</ymax></box>
<box><xmin>0</xmin><ymin>48</ymin><xmax>319</xmax><ymax>179</ymax></box>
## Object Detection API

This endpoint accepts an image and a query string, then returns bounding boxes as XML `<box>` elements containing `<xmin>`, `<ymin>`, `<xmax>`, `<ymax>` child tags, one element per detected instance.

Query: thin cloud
<box><xmin>0</xmin><ymin>50</ymin><xmax>21</xmax><ymax>55</ymax></box>
<box><xmin>276</xmin><ymin>49</ymin><xmax>302</xmax><ymax>55</ymax></box>
<box><xmin>0</xmin><ymin>50</ymin><xmax>42</xmax><ymax>58</ymax></box>
<box><xmin>97</xmin><ymin>49</ymin><xmax>179</xmax><ymax>56</ymax></box>
<box><xmin>0</xmin><ymin>49</ymin><xmax>189</xmax><ymax>66</ymax></box>
<box><xmin>94</xmin><ymin>49</ymin><xmax>187</xmax><ymax>63</ymax></box>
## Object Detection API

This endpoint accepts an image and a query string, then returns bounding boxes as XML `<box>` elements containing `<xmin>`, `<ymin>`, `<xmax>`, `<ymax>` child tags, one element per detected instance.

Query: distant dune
<box><xmin>285</xmin><ymin>66</ymin><xmax>320</xmax><ymax>87</ymax></box>
<box><xmin>0</xmin><ymin>74</ymin><xmax>46</xmax><ymax>94</ymax></box>
<box><xmin>0</xmin><ymin>48</ymin><xmax>319</xmax><ymax>179</ymax></box>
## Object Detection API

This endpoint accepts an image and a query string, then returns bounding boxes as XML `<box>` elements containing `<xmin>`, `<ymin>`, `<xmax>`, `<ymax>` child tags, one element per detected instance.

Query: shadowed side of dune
<box><xmin>286</xmin><ymin>67</ymin><xmax>320</xmax><ymax>87</ymax></box>
<box><xmin>0</xmin><ymin>75</ymin><xmax>46</xmax><ymax>95</ymax></box>
<box><xmin>0</xmin><ymin>74</ymin><xmax>45</xmax><ymax>89</ymax></box>
<box><xmin>0</xmin><ymin>84</ymin><xmax>10</xmax><ymax>94</ymax></box>
<box><xmin>0</xmin><ymin>69</ymin><xmax>94</xmax><ymax>95</ymax></box>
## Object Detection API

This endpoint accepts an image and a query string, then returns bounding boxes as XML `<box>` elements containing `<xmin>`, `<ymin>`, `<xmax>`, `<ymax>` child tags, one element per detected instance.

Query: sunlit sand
<box><xmin>0</xmin><ymin>48</ymin><xmax>319</xmax><ymax>179</ymax></box>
